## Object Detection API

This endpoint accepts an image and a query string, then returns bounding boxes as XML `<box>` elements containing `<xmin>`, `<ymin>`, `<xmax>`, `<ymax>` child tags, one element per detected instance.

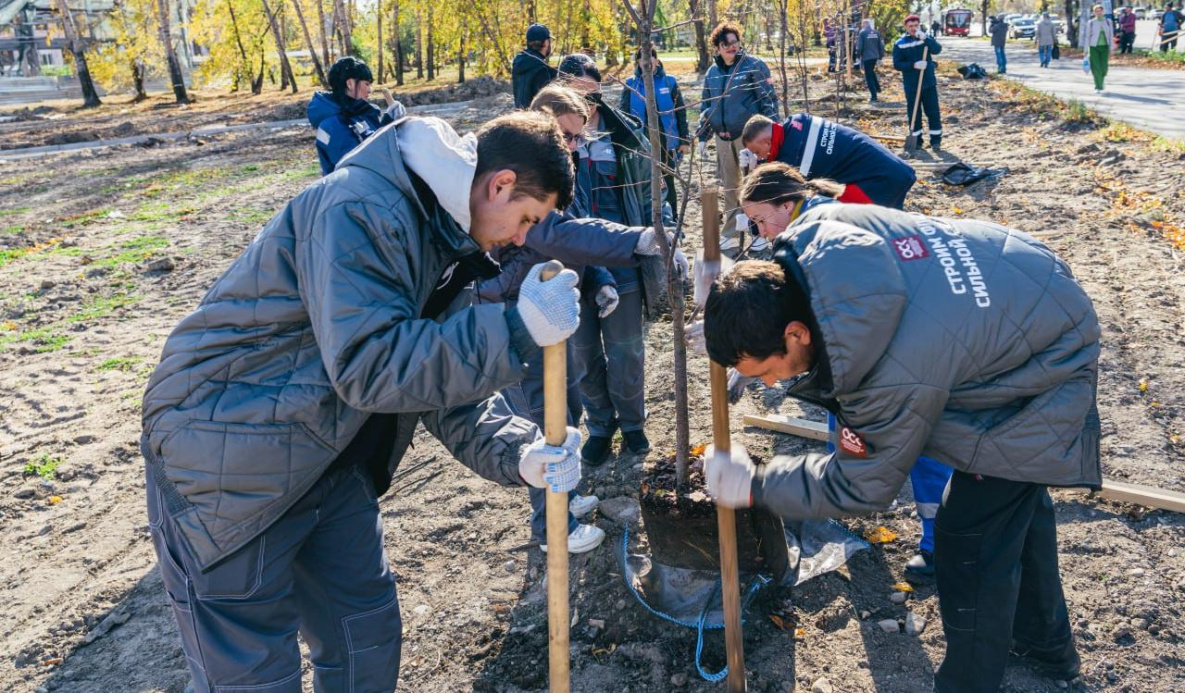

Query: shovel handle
<box><xmin>906</xmin><ymin>45</ymin><xmax>930</xmax><ymax>150</ymax></box>
<box><xmin>540</xmin><ymin>259</ymin><xmax>571</xmax><ymax>693</ymax></box>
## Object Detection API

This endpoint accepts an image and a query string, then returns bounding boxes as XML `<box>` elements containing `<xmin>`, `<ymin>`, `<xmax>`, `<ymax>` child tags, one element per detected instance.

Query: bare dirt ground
<box><xmin>1</xmin><ymin>67</ymin><xmax>1184</xmax><ymax>693</ymax></box>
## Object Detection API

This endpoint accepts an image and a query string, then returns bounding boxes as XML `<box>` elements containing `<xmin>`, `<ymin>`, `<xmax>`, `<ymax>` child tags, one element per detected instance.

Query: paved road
<box><xmin>939</xmin><ymin>36</ymin><xmax>1185</xmax><ymax>140</ymax></box>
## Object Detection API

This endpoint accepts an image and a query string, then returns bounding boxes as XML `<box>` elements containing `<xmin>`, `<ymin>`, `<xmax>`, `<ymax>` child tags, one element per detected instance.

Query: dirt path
<box><xmin>1</xmin><ymin>73</ymin><xmax>1183</xmax><ymax>693</ymax></box>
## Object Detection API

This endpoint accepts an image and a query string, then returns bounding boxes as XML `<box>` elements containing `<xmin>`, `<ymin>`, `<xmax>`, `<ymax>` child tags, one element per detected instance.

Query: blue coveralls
<box><xmin>892</xmin><ymin>33</ymin><xmax>944</xmax><ymax>148</ymax></box>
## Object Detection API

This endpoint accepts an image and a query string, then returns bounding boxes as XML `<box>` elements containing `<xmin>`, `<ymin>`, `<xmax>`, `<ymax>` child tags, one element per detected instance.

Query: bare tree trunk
<box><xmin>688</xmin><ymin>0</ymin><xmax>710</xmax><ymax>71</ymax></box>
<box><xmin>415</xmin><ymin>11</ymin><xmax>423</xmax><ymax>78</ymax></box>
<box><xmin>393</xmin><ymin>0</ymin><xmax>404</xmax><ymax>85</ymax></box>
<box><xmin>778</xmin><ymin>0</ymin><xmax>790</xmax><ymax>108</ymax></box>
<box><xmin>131</xmin><ymin>59</ymin><xmax>148</xmax><ymax>101</ymax></box>
<box><xmin>262</xmin><ymin>0</ymin><xmax>297</xmax><ymax>92</ymax></box>
<box><xmin>377</xmin><ymin>0</ymin><xmax>384</xmax><ymax>82</ymax></box>
<box><xmin>457</xmin><ymin>26</ymin><xmax>467</xmax><ymax>83</ymax></box>
<box><xmin>154</xmin><ymin>0</ymin><xmax>190</xmax><ymax>103</ymax></box>
<box><xmin>53</xmin><ymin>0</ymin><xmax>102</xmax><ymax>107</ymax></box>
<box><xmin>315</xmin><ymin>0</ymin><xmax>331</xmax><ymax>66</ymax></box>
<box><xmin>708</xmin><ymin>0</ymin><xmax>717</xmax><ymax>30</ymax></box>
<box><xmin>292</xmin><ymin>0</ymin><xmax>327</xmax><ymax>86</ymax></box>
<box><xmin>333</xmin><ymin>0</ymin><xmax>353</xmax><ymax>54</ymax></box>
<box><xmin>426</xmin><ymin>6</ymin><xmax>434</xmax><ymax>80</ymax></box>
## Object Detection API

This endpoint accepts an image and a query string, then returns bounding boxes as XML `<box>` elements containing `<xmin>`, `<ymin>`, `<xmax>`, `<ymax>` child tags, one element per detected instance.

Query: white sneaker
<box><xmin>569</xmin><ymin>494</ymin><xmax>599</xmax><ymax>519</ymax></box>
<box><xmin>541</xmin><ymin>523</ymin><xmax>606</xmax><ymax>554</ymax></box>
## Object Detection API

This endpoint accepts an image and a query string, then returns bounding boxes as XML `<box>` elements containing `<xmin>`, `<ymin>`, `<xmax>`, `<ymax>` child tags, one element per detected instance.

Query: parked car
<box><xmin>1148</xmin><ymin>8</ymin><xmax>1163</xmax><ymax>19</ymax></box>
<box><xmin>1133</xmin><ymin>6</ymin><xmax>1148</xmax><ymax>19</ymax></box>
<box><xmin>1010</xmin><ymin>17</ymin><xmax>1037</xmax><ymax>38</ymax></box>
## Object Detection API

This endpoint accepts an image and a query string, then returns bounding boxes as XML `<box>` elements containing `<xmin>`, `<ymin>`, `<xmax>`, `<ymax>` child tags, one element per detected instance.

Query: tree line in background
<box><xmin>41</xmin><ymin>0</ymin><xmax>949</xmax><ymax>106</ymax></box>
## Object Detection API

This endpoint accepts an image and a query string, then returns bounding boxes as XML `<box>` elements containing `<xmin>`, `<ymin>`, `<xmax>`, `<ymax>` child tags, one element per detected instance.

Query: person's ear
<box><xmin>487</xmin><ymin>169</ymin><xmax>518</xmax><ymax>201</ymax></box>
<box><xmin>784</xmin><ymin>321</ymin><xmax>812</xmax><ymax>349</ymax></box>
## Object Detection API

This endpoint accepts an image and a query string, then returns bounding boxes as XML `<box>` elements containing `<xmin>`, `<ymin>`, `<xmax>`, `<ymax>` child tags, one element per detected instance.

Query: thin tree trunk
<box><xmin>708</xmin><ymin>0</ymin><xmax>717</xmax><ymax>31</ymax></box>
<box><xmin>778</xmin><ymin>0</ymin><xmax>789</xmax><ymax>107</ymax></box>
<box><xmin>315</xmin><ymin>0</ymin><xmax>331</xmax><ymax>65</ymax></box>
<box><xmin>227</xmin><ymin>0</ymin><xmax>253</xmax><ymax>92</ymax></box>
<box><xmin>415</xmin><ymin>11</ymin><xmax>423</xmax><ymax>79</ymax></box>
<box><xmin>131</xmin><ymin>59</ymin><xmax>148</xmax><ymax>101</ymax></box>
<box><xmin>292</xmin><ymin>0</ymin><xmax>327</xmax><ymax>86</ymax></box>
<box><xmin>154</xmin><ymin>0</ymin><xmax>190</xmax><ymax>103</ymax></box>
<box><xmin>393</xmin><ymin>0</ymin><xmax>403</xmax><ymax>85</ymax></box>
<box><xmin>53</xmin><ymin>0</ymin><xmax>102</xmax><ymax>107</ymax></box>
<box><xmin>688</xmin><ymin>0</ymin><xmax>710</xmax><ymax>72</ymax></box>
<box><xmin>377</xmin><ymin>0</ymin><xmax>384</xmax><ymax>82</ymax></box>
<box><xmin>457</xmin><ymin>25</ymin><xmax>466</xmax><ymax>83</ymax></box>
<box><xmin>426</xmin><ymin>6</ymin><xmax>434</xmax><ymax>80</ymax></box>
<box><xmin>333</xmin><ymin>0</ymin><xmax>353</xmax><ymax>53</ymax></box>
<box><xmin>262</xmin><ymin>0</ymin><xmax>297</xmax><ymax>92</ymax></box>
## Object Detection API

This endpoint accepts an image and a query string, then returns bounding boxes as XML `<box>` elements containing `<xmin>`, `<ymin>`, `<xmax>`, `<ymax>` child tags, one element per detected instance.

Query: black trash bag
<box><xmin>956</xmin><ymin>63</ymin><xmax>989</xmax><ymax>79</ymax></box>
<box><xmin>942</xmin><ymin>161</ymin><xmax>1009</xmax><ymax>186</ymax></box>
<box><xmin>1052</xmin><ymin>43</ymin><xmax>1061</xmax><ymax>60</ymax></box>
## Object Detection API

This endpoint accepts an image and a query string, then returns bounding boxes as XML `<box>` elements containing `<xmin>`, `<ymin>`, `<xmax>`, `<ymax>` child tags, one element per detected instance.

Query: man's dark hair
<box><xmin>557</xmin><ymin>53</ymin><xmax>602</xmax><ymax>83</ymax></box>
<box><xmin>475</xmin><ymin>112</ymin><xmax>574</xmax><ymax>210</ymax></box>
<box><xmin>328</xmin><ymin>56</ymin><xmax>373</xmax><ymax>97</ymax></box>
<box><xmin>704</xmin><ymin>260</ymin><xmax>813</xmax><ymax>367</ymax></box>
<box><xmin>710</xmin><ymin>21</ymin><xmax>742</xmax><ymax>47</ymax></box>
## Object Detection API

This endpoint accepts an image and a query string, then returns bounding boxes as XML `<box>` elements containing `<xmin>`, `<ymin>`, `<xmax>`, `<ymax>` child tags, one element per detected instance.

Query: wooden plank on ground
<box><xmin>745</xmin><ymin>414</ymin><xmax>1185</xmax><ymax>514</ymax></box>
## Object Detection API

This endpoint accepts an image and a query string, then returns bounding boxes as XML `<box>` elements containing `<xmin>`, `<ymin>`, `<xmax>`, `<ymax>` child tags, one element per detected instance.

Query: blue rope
<box><xmin>621</xmin><ymin>526</ymin><xmax>770</xmax><ymax>682</ymax></box>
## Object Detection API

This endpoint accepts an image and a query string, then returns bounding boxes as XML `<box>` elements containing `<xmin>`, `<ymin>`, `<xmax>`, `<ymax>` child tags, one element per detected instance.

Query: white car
<box><xmin>1148</xmin><ymin>8</ymin><xmax>1164</xmax><ymax>20</ymax></box>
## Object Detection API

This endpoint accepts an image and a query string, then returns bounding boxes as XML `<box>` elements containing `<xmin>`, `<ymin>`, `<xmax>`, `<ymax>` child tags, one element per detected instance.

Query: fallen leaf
<box><xmin>770</xmin><ymin>614</ymin><xmax>787</xmax><ymax>630</ymax></box>
<box><xmin>691</xmin><ymin>444</ymin><xmax>707</xmax><ymax>457</ymax></box>
<box><xmin>892</xmin><ymin>582</ymin><xmax>915</xmax><ymax>593</ymax></box>
<box><xmin>864</xmin><ymin>526</ymin><xmax>897</xmax><ymax>544</ymax></box>
<box><xmin>1139</xmin><ymin>378</ymin><xmax>1149</xmax><ymax>393</ymax></box>
<box><xmin>48</xmin><ymin>495</ymin><xmax>63</xmax><ymax>505</ymax></box>
<box><xmin>794</xmin><ymin>628</ymin><xmax>807</xmax><ymax>640</ymax></box>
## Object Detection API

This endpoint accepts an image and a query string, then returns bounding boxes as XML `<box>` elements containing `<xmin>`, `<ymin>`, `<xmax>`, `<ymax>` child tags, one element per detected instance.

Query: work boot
<box><xmin>1009</xmin><ymin>641</ymin><xmax>1082</xmax><ymax>683</ymax></box>
<box><xmin>582</xmin><ymin>435</ymin><xmax>613</xmax><ymax>467</ymax></box>
<box><xmin>622</xmin><ymin>429</ymin><xmax>651</xmax><ymax>455</ymax></box>
<box><xmin>904</xmin><ymin>549</ymin><xmax>935</xmax><ymax>579</ymax></box>
<box><xmin>569</xmin><ymin>494</ymin><xmax>600</xmax><ymax>519</ymax></box>
<box><xmin>542</xmin><ymin>523</ymin><xmax>606</xmax><ymax>554</ymax></box>
<box><xmin>930</xmin><ymin>136</ymin><xmax>942</xmax><ymax>150</ymax></box>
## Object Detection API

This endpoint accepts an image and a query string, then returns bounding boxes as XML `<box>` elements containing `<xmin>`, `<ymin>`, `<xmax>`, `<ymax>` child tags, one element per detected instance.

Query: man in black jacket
<box><xmin>512</xmin><ymin>24</ymin><xmax>557</xmax><ymax>108</ymax></box>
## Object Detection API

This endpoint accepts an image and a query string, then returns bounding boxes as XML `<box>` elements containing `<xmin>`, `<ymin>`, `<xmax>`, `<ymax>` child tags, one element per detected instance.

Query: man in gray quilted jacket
<box><xmin>702</xmin><ymin>204</ymin><xmax>1100</xmax><ymax>692</ymax></box>
<box><xmin>140</xmin><ymin>111</ymin><xmax>614</xmax><ymax>693</ymax></box>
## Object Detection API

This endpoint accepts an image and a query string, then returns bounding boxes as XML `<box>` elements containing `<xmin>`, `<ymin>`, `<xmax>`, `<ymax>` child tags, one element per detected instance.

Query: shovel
<box><xmin>540</xmin><ymin>260</ymin><xmax>572</xmax><ymax>693</ymax></box>
<box><xmin>904</xmin><ymin>45</ymin><xmax>930</xmax><ymax>153</ymax></box>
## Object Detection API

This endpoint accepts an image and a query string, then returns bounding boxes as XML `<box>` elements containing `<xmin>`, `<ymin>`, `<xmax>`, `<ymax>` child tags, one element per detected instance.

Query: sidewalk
<box><xmin>939</xmin><ymin>36</ymin><xmax>1185</xmax><ymax>140</ymax></box>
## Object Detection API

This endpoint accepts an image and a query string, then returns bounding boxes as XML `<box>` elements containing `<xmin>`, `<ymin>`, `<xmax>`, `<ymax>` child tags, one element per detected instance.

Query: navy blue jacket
<box><xmin>773</xmin><ymin>114</ymin><xmax>916</xmax><ymax>209</ymax></box>
<box><xmin>698</xmin><ymin>52</ymin><xmax>778</xmax><ymax>141</ymax></box>
<box><xmin>307</xmin><ymin>92</ymin><xmax>387</xmax><ymax>176</ymax></box>
<box><xmin>892</xmin><ymin>33</ymin><xmax>943</xmax><ymax>92</ymax></box>
<box><xmin>512</xmin><ymin>49</ymin><xmax>557</xmax><ymax>108</ymax></box>
<box><xmin>622</xmin><ymin>64</ymin><xmax>689</xmax><ymax>152</ymax></box>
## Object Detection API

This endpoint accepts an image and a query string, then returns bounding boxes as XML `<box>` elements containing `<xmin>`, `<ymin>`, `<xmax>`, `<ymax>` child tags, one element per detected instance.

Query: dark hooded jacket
<box><xmin>747</xmin><ymin>204</ymin><xmax>1101</xmax><ymax>519</ymax></box>
<box><xmin>512</xmin><ymin>48</ymin><xmax>557</xmax><ymax>108</ymax></box>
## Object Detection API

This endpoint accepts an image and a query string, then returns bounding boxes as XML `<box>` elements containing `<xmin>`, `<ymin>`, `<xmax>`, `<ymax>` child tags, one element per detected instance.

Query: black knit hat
<box><xmin>328</xmin><ymin>56</ymin><xmax>373</xmax><ymax>96</ymax></box>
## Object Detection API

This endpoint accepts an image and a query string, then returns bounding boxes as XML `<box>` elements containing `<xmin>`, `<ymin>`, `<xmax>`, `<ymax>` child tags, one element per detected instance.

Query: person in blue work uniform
<box><xmin>740</xmin><ymin>113</ymin><xmax>916</xmax><ymax>209</ymax></box>
<box><xmin>558</xmin><ymin>53</ymin><xmax>663</xmax><ymax>466</ymax></box>
<box><xmin>622</xmin><ymin>48</ymin><xmax>690</xmax><ymax>213</ymax></box>
<box><xmin>856</xmin><ymin>18</ymin><xmax>886</xmax><ymax>103</ymax></box>
<box><xmin>893</xmin><ymin>14</ymin><xmax>943</xmax><ymax>150</ymax></box>
<box><xmin>696</xmin><ymin>21</ymin><xmax>779</xmax><ymax>257</ymax></box>
<box><xmin>307</xmin><ymin>57</ymin><xmax>407</xmax><ymax>176</ymax></box>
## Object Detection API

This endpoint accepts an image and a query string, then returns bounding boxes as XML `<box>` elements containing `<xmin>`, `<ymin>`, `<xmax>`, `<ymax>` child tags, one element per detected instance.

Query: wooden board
<box><xmin>744</xmin><ymin>415</ymin><xmax>1185</xmax><ymax>514</ymax></box>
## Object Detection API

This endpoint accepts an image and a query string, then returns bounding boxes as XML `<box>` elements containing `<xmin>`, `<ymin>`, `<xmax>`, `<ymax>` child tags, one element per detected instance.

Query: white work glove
<box><xmin>693</xmin><ymin>252</ymin><xmax>734</xmax><ymax>309</ymax></box>
<box><xmin>595</xmin><ymin>285</ymin><xmax>619</xmax><ymax>318</ymax></box>
<box><xmin>914</xmin><ymin>60</ymin><xmax>928</xmax><ymax>70</ymax></box>
<box><xmin>519</xmin><ymin>427</ymin><xmax>583</xmax><ymax>493</ymax></box>
<box><xmin>705</xmin><ymin>444</ymin><xmax>756</xmax><ymax>509</ymax></box>
<box><xmin>384</xmin><ymin>100</ymin><xmax>407</xmax><ymax>120</ymax></box>
<box><xmin>672</xmin><ymin>247</ymin><xmax>690</xmax><ymax>280</ymax></box>
<box><xmin>727</xmin><ymin>368</ymin><xmax>755</xmax><ymax>404</ymax></box>
<box><xmin>738</xmin><ymin>147</ymin><xmax>759</xmax><ymax>173</ymax></box>
<box><xmin>686</xmin><ymin>319</ymin><xmax>707</xmax><ymax>356</ymax></box>
<box><xmin>635</xmin><ymin>227</ymin><xmax>675</xmax><ymax>256</ymax></box>
<box><xmin>517</xmin><ymin>263</ymin><xmax>581</xmax><ymax>347</ymax></box>
<box><xmin>697</xmin><ymin>141</ymin><xmax>709</xmax><ymax>160</ymax></box>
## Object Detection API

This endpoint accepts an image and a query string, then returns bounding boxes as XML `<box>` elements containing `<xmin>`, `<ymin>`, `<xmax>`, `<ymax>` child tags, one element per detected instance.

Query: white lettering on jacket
<box><xmin>914</xmin><ymin>216</ymin><xmax>991</xmax><ymax>307</ymax></box>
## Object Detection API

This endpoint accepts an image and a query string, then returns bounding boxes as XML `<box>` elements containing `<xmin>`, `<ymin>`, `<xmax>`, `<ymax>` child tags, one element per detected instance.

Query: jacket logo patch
<box><xmin>840</xmin><ymin>427</ymin><xmax>868</xmax><ymax>458</ymax></box>
<box><xmin>791</xmin><ymin>119</ymin><xmax>804</xmax><ymax>131</ymax></box>
<box><xmin>893</xmin><ymin>235</ymin><xmax>930</xmax><ymax>261</ymax></box>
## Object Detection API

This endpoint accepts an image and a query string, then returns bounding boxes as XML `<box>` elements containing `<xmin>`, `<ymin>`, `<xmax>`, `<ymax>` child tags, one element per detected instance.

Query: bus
<box><xmin>944</xmin><ymin>8</ymin><xmax>974</xmax><ymax>36</ymax></box>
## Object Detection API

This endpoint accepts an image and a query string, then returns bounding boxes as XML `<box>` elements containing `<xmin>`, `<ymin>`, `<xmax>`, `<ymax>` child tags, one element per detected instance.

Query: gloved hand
<box><xmin>738</xmin><ymin>148</ymin><xmax>759</xmax><ymax>173</ymax></box>
<box><xmin>727</xmin><ymin>368</ymin><xmax>755</xmax><ymax>404</ymax></box>
<box><xmin>914</xmin><ymin>60</ymin><xmax>928</xmax><ymax>70</ymax></box>
<box><xmin>686</xmin><ymin>319</ymin><xmax>707</xmax><ymax>356</ymax></box>
<box><xmin>385</xmin><ymin>100</ymin><xmax>407</xmax><ymax>120</ymax></box>
<box><xmin>518</xmin><ymin>262</ymin><xmax>581</xmax><ymax>347</ymax></box>
<box><xmin>595</xmin><ymin>285</ymin><xmax>619</xmax><ymax>318</ymax></box>
<box><xmin>519</xmin><ymin>427</ymin><xmax>583</xmax><ymax>493</ymax></box>
<box><xmin>672</xmin><ymin>247</ymin><xmax>690</xmax><ymax>280</ymax></box>
<box><xmin>693</xmin><ymin>252</ymin><xmax>734</xmax><ymax>309</ymax></box>
<box><xmin>697</xmin><ymin>141</ymin><xmax>709</xmax><ymax>160</ymax></box>
<box><xmin>678</xmin><ymin>143</ymin><xmax>692</xmax><ymax>155</ymax></box>
<box><xmin>704</xmin><ymin>444</ymin><xmax>755</xmax><ymax>508</ymax></box>
<box><xmin>635</xmin><ymin>227</ymin><xmax>676</xmax><ymax>256</ymax></box>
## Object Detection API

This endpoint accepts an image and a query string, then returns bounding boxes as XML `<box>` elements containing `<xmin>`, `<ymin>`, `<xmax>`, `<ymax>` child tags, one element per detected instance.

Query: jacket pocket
<box><xmin>190</xmin><ymin>534</ymin><xmax>267</xmax><ymax>600</ymax></box>
<box><xmin>343</xmin><ymin>597</ymin><xmax>402</xmax><ymax>690</ymax></box>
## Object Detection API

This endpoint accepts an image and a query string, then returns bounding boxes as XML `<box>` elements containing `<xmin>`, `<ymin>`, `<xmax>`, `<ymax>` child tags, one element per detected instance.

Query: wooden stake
<box><xmin>742</xmin><ymin>415</ymin><xmax>1185</xmax><ymax>515</ymax></box>
<box><xmin>539</xmin><ymin>260</ymin><xmax>571</xmax><ymax>693</ymax></box>
<box><xmin>701</xmin><ymin>186</ymin><xmax>747</xmax><ymax>692</ymax></box>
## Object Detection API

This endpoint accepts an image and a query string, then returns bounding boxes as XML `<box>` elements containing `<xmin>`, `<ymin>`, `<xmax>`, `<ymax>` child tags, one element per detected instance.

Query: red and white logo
<box><xmin>840</xmin><ymin>426</ymin><xmax>868</xmax><ymax>458</ymax></box>
<box><xmin>893</xmin><ymin>235</ymin><xmax>930</xmax><ymax>261</ymax></box>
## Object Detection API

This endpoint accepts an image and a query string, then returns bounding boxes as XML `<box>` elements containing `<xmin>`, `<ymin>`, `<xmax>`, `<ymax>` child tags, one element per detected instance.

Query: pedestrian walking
<box><xmin>512</xmin><ymin>23</ymin><xmax>557</xmax><ymax>108</ymax></box>
<box><xmin>893</xmin><ymin>14</ymin><xmax>944</xmax><ymax>149</ymax></box>
<box><xmin>695</xmin><ymin>20</ymin><xmax>780</xmax><ymax>257</ymax></box>
<box><xmin>989</xmin><ymin>15</ymin><xmax>1010</xmax><ymax>74</ymax></box>
<box><xmin>1118</xmin><ymin>7</ymin><xmax>1138</xmax><ymax>54</ymax></box>
<box><xmin>1161</xmin><ymin>3</ymin><xmax>1184</xmax><ymax>51</ymax></box>
<box><xmin>1037</xmin><ymin>12</ymin><xmax>1058</xmax><ymax>66</ymax></box>
<box><xmin>1086</xmin><ymin>4</ymin><xmax>1114</xmax><ymax>93</ymax></box>
<box><xmin>622</xmin><ymin>48</ymin><xmax>691</xmax><ymax>212</ymax></box>
<box><xmin>701</xmin><ymin>162</ymin><xmax>1100</xmax><ymax>693</ymax></box>
<box><xmin>856</xmin><ymin>18</ymin><xmax>886</xmax><ymax>102</ymax></box>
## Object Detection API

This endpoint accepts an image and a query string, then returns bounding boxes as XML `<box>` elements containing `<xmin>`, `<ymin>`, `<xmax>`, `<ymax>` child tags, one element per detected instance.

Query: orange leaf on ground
<box><xmin>864</xmin><ymin>526</ymin><xmax>897</xmax><ymax>544</ymax></box>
